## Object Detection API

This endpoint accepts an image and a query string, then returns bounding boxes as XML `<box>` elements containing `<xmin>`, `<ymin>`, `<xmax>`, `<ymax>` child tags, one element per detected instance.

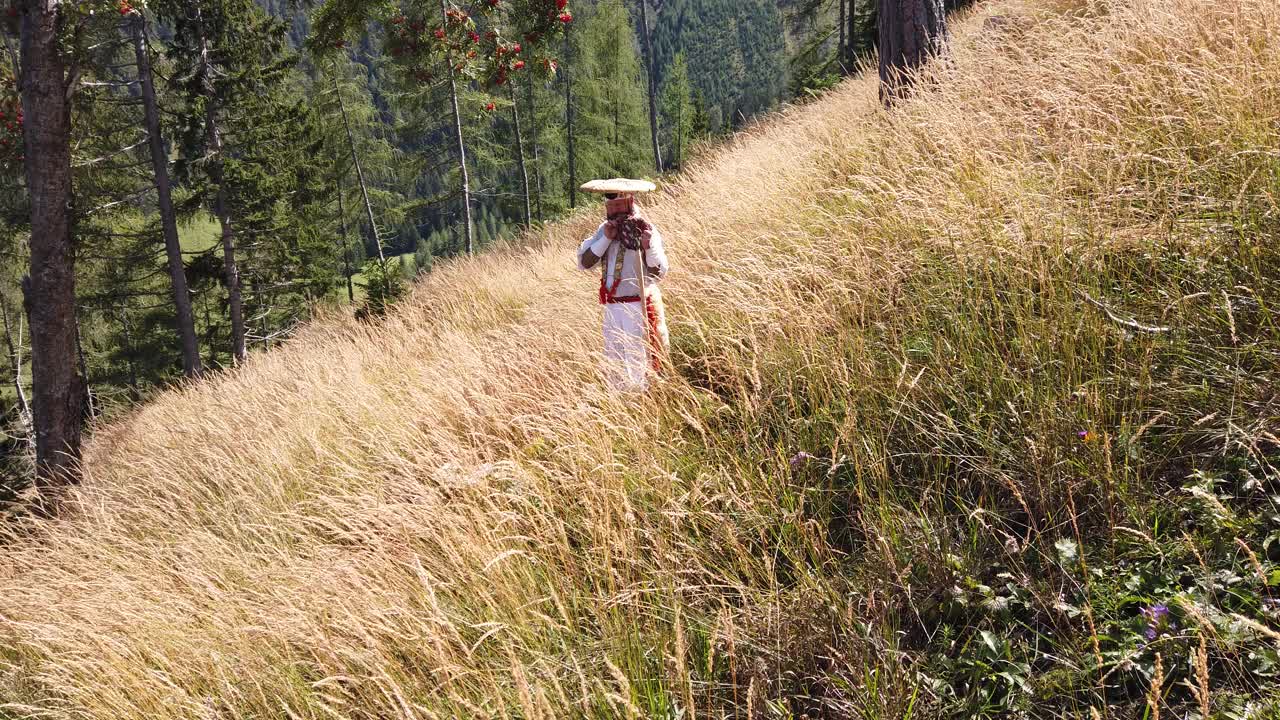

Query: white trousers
<box><xmin>602</xmin><ymin>295</ymin><xmax>669</xmax><ymax>391</ymax></box>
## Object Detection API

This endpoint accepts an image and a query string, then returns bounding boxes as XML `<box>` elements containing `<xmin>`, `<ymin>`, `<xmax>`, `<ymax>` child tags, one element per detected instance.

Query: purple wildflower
<box><xmin>789</xmin><ymin>452</ymin><xmax>816</xmax><ymax>471</ymax></box>
<box><xmin>1140</xmin><ymin>603</ymin><xmax>1175</xmax><ymax>644</ymax></box>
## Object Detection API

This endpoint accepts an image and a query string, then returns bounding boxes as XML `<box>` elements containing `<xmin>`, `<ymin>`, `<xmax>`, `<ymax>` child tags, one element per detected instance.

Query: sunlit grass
<box><xmin>3</xmin><ymin>0</ymin><xmax>1280</xmax><ymax>716</ymax></box>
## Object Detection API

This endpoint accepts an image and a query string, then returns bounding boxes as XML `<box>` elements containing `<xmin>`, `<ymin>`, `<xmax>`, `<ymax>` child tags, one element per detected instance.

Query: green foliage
<box><xmin>659</xmin><ymin>52</ymin><xmax>694</xmax><ymax>169</ymax></box>
<box><xmin>574</xmin><ymin>0</ymin><xmax>650</xmax><ymax>178</ymax></box>
<box><xmin>652</xmin><ymin>0</ymin><xmax>787</xmax><ymax>133</ymax></box>
<box><xmin>357</xmin><ymin>257</ymin><xmax>407</xmax><ymax>318</ymax></box>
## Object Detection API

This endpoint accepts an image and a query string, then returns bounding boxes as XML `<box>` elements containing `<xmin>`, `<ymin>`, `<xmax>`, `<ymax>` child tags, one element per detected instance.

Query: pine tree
<box><xmin>562</xmin><ymin>20</ymin><xmax>578</xmax><ymax>208</ymax></box>
<box><xmin>65</xmin><ymin>5</ymin><xmax>197</xmax><ymax>409</ymax></box>
<box><xmin>652</xmin><ymin>0</ymin><xmax>786</xmax><ymax>134</ymax></box>
<box><xmin>331</xmin><ymin>58</ymin><xmax>390</xmax><ymax>295</ymax></box>
<box><xmin>311</xmin><ymin>0</ymin><xmax>576</xmax><ymax>254</ymax></box>
<box><xmin>524</xmin><ymin>76</ymin><xmax>545</xmax><ymax>221</ymax></box>
<box><xmin>311</xmin><ymin>54</ymin><xmax>403</xmax><ymax>304</ymax></box>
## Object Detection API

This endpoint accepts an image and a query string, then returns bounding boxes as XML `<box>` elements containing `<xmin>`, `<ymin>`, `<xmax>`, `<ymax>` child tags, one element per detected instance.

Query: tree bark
<box><xmin>877</xmin><ymin>0</ymin><xmax>947</xmax><ymax>105</ymax></box>
<box><xmin>207</xmin><ymin>106</ymin><xmax>247</xmax><ymax>364</ymax></box>
<box><xmin>637</xmin><ymin>0</ymin><xmax>662</xmax><ymax>172</ymax></box>
<box><xmin>19</xmin><ymin>0</ymin><xmax>84</xmax><ymax>490</ymax></box>
<box><xmin>525</xmin><ymin>77</ymin><xmax>543</xmax><ymax>222</ymax></box>
<box><xmin>333</xmin><ymin>67</ymin><xmax>387</xmax><ymax>293</ymax></box>
<box><xmin>131</xmin><ymin>14</ymin><xmax>201</xmax><ymax>378</ymax></box>
<box><xmin>848</xmin><ymin>0</ymin><xmax>858</xmax><ymax>66</ymax></box>
<box><xmin>508</xmin><ymin>82</ymin><xmax>532</xmax><ymax>227</ymax></box>
<box><xmin>440</xmin><ymin>0</ymin><xmax>474</xmax><ymax>255</ymax></box>
<box><xmin>564</xmin><ymin>27</ymin><xmax>576</xmax><ymax>209</ymax></box>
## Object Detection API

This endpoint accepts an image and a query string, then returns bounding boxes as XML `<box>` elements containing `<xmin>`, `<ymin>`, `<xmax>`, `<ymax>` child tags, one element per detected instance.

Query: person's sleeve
<box><xmin>644</xmin><ymin>226</ymin><xmax>670</xmax><ymax>282</ymax></box>
<box><xmin>578</xmin><ymin>225</ymin><xmax>611</xmax><ymax>270</ymax></box>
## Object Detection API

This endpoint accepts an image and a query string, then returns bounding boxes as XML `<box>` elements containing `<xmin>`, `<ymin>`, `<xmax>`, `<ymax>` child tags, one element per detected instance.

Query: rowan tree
<box><xmin>312</xmin><ymin>0</ymin><xmax>573</xmax><ymax>254</ymax></box>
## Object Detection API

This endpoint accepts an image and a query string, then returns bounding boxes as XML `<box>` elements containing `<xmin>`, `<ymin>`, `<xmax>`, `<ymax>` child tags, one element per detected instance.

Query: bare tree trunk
<box><xmin>19</xmin><ymin>0</ymin><xmax>84</xmax><ymax>490</ymax></box>
<box><xmin>674</xmin><ymin>84</ymin><xmax>684</xmax><ymax>168</ymax></box>
<box><xmin>257</xmin><ymin>285</ymin><xmax>269</xmax><ymax>350</ymax></box>
<box><xmin>525</xmin><ymin>78</ymin><xmax>543</xmax><ymax>222</ymax></box>
<box><xmin>131</xmin><ymin>14</ymin><xmax>201</xmax><ymax>378</ymax></box>
<box><xmin>564</xmin><ymin>28</ymin><xmax>577</xmax><ymax>209</ymax></box>
<box><xmin>1</xmin><ymin>294</ymin><xmax>32</xmax><ymax>451</ymax></box>
<box><xmin>332</xmin><ymin>67</ymin><xmax>387</xmax><ymax>294</ymax></box>
<box><xmin>116</xmin><ymin>307</ymin><xmax>140</xmax><ymax>401</ymax></box>
<box><xmin>637</xmin><ymin>0</ymin><xmax>662</xmax><ymax>172</ymax></box>
<box><xmin>440</xmin><ymin>0</ymin><xmax>474</xmax><ymax>255</ymax></box>
<box><xmin>333</xmin><ymin>163</ymin><xmax>355</xmax><ymax>304</ymax></box>
<box><xmin>73</xmin><ymin>311</ymin><xmax>93</xmax><ymax>421</ymax></box>
<box><xmin>839</xmin><ymin>0</ymin><xmax>847</xmax><ymax>73</ymax></box>
<box><xmin>508</xmin><ymin>83</ymin><xmax>532</xmax><ymax>227</ymax></box>
<box><xmin>207</xmin><ymin>112</ymin><xmax>247</xmax><ymax>364</ymax></box>
<box><xmin>848</xmin><ymin>0</ymin><xmax>860</xmax><ymax>66</ymax></box>
<box><xmin>877</xmin><ymin>0</ymin><xmax>947</xmax><ymax>105</ymax></box>
<box><xmin>203</xmin><ymin>301</ymin><xmax>216</xmax><ymax>368</ymax></box>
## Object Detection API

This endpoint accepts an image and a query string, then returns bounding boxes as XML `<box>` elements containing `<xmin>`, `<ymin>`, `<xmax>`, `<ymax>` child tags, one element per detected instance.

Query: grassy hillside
<box><xmin>4</xmin><ymin>0</ymin><xmax>1280</xmax><ymax>717</ymax></box>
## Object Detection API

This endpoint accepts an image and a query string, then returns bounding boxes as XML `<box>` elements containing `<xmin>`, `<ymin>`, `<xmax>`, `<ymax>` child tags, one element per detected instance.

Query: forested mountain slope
<box><xmin>5</xmin><ymin>0</ymin><xmax>1280</xmax><ymax>717</ymax></box>
<box><xmin>650</xmin><ymin>0</ymin><xmax>787</xmax><ymax>130</ymax></box>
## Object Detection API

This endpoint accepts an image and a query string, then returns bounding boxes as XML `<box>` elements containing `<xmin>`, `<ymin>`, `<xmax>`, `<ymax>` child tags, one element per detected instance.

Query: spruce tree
<box><xmin>652</xmin><ymin>0</ymin><xmax>785</xmax><ymax>133</ymax></box>
<box><xmin>153</xmin><ymin>0</ymin><xmax>310</xmax><ymax>363</ymax></box>
<box><xmin>659</xmin><ymin>52</ymin><xmax>693</xmax><ymax>169</ymax></box>
<box><xmin>128</xmin><ymin>11</ymin><xmax>201</xmax><ymax>378</ymax></box>
<box><xmin>311</xmin><ymin>53</ymin><xmax>403</xmax><ymax>304</ymax></box>
<box><xmin>636</xmin><ymin>0</ymin><xmax>661</xmax><ymax>171</ymax></box>
<box><xmin>577</xmin><ymin>0</ymin><xmax>648</xmax><ymax>179</ymax></box>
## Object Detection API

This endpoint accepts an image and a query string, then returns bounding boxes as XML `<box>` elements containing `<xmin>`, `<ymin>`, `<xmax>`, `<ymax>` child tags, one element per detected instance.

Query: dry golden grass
<box><xmin>4</xmin><ymin>0</ymin><xmax>1280</xmax><ymax>716</ymax></box>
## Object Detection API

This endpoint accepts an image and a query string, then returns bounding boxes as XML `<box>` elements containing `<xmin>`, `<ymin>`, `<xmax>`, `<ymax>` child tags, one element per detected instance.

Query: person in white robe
<box><xmin>577</xmin><ymin>192</ymin><xmax>670</xmax><ymax>391</ymax></box>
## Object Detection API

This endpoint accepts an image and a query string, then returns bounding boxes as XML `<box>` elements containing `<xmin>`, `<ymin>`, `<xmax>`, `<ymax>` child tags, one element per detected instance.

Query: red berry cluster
<box><xmin>0</xmin><ymin>76</ymin><xmax>24</xmax><ymax>169</ymax></box>
<box><xmin>554</xmin><ymin>0</ymin><xmax>572</xmax><ymax>24</ymax></box>
<box><xmin>383</xmin><ymin>1</ymin><xmax>571</xmax><ymax>91</ymax></box>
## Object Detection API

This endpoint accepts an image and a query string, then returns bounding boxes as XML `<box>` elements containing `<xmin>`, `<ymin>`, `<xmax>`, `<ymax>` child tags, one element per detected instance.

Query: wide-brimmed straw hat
<box><xmin>580</xmin><ymin>178</ymin><xmax>657</xmax><ymax>195</ymax></box>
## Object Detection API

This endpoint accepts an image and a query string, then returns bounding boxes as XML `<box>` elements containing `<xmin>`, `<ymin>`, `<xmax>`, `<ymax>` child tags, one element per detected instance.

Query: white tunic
<box><xmin>578</xmin><ymin>222</ymin><xmax>670</xmax><ymax>390</ymax></box>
